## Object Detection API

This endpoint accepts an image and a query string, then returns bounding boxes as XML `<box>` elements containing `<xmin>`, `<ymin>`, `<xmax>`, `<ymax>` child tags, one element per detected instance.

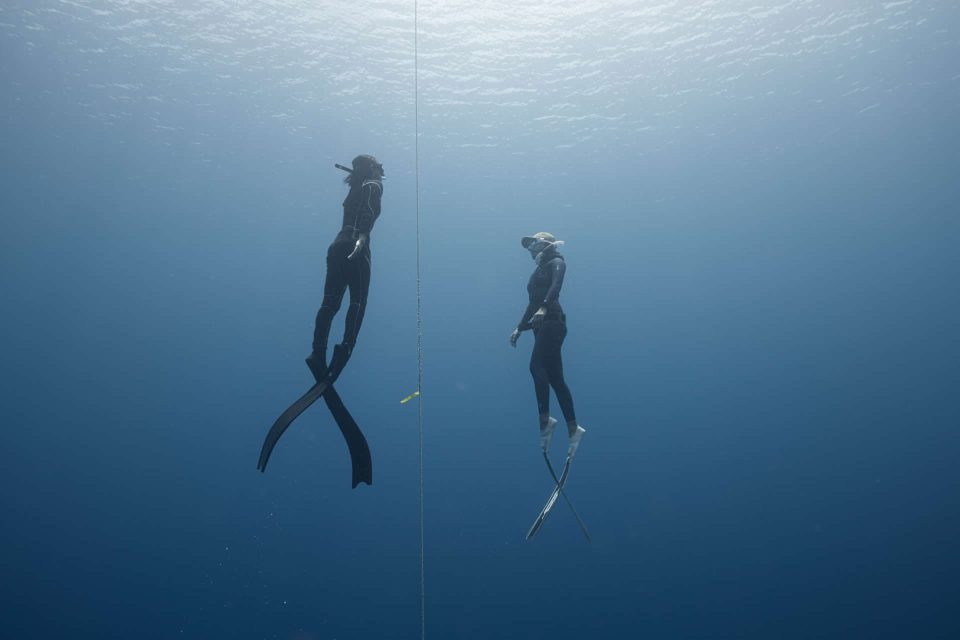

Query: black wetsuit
<box><xmin>516</xmin><ymin>251</ymin><xmax>576</xmax><ymax>423</ymax></box>
<box><xmin>311</xmin><ymin>178</ymin><xmax>383</xmax><ymax>362</ymax></box>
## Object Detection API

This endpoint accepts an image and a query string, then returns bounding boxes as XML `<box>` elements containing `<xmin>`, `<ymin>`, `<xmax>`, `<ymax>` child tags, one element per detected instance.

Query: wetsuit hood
<box><xmin>352</xmin><ymin>154</ymin><xmax>384</xmax><ymax>177</ymax></box>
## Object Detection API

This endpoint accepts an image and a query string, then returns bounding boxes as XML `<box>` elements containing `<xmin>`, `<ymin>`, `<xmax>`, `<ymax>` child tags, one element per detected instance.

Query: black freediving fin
<box><xmin>257</xmin><ymin>343</ymin><xmax>353</xmax><ymax>473</ymax></box>
<box><xmin>258</xmin><ymin>380</ymin><xmax>329</xmax><ymax>472</ymax></box>
<box><xmin>324</xmin><ymin>386</ymin><xmax>372</xmax><ymax>487</ymax></box>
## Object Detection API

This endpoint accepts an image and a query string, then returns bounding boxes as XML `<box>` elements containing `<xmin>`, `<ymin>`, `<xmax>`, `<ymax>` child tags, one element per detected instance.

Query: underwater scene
<box><xmin>1</xmin><ymin>1</ymin><xmax>958</xmax><ymax>638</ymax></box>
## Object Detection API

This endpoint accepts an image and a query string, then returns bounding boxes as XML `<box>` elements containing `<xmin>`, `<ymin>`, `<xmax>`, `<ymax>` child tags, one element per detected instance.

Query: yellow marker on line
<box><xmin>400</xmin><ymin>390</ymin><xmax>420</xmax><ymax>405</ymax></box>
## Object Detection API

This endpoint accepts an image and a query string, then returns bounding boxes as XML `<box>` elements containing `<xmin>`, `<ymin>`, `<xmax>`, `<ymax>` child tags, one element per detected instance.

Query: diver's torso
<box><xmin>527</xmin><ymin>255</ymin><xmax>564</xmax><ymax>315</ymax></box>
<box><xmin>339</xmin><ymin>179</ymin><xmax>383</xmax><ymax>236</ymax></box>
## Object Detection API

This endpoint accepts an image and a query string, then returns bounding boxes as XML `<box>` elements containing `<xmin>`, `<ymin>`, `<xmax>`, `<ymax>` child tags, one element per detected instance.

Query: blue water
<box><xmin>2</xmin><ymin>1</ymin><xmax>959</xmax><ymax>638</ymax></box>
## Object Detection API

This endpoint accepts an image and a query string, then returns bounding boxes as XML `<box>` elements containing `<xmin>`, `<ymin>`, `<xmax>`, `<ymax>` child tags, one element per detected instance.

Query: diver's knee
<box><xmin>320</xmin><ymin>297</ymin><xmax>342</xmax><ymax>313</ymax></box>
<box><xmin>546</xmin><ymin>373</ymin><xmax>566</xmax><ymax>387</ymax></box>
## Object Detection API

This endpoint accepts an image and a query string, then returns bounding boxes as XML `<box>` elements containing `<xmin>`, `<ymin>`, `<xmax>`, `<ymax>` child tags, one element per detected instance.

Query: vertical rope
<box><xmin>414</xmin><ymin>1</ymin><xmax>425</xmax><ymax>639</ymax></box>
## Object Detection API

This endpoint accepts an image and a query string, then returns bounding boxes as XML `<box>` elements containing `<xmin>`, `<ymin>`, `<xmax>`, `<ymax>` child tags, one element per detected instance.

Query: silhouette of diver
<box><xmin>258</xmin><ymin>155</ymin><xmax>384</xmax><ymax>487</ymax></box>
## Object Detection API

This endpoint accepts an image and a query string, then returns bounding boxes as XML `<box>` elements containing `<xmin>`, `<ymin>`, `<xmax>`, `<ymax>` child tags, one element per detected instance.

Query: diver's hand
<box><xmin>509</xmin><ymin>329</ymin><xmax>521</xmax><ymax>348</ymax></box>
<box><xmin>347</xmin><ymin>234</ymin><xmax>367</xmax><ymax>260</ymax></box>
<box><xmin>531</xmin><ymin>307</ymin><xmax>547</xmax><ymax>326</ymax></box>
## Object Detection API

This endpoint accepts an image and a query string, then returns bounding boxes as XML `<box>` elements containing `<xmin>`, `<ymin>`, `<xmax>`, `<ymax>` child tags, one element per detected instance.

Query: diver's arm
<box><xmin>512</xmin><ymin>308</ymin><xmax>536</xmax><ymax>346</ymax></box>
<box><xmin>517</xmin><ymin>302</ymin><xmax>538</xmax><ymax>332</ymax></box>
<box><xmin>347</xmin><ymin>234</ymin><xmax>367</xmax><ymax>259</ymax></box>
<box><xmin>348</xmin><ymin>181</ymin><xmax>381</xmax><ymax>260</ymax></box>
<box><xmin>542</xmin><ymin>258</ymin><xmax>566</xmax><ymax>305</ymax></box>
<box><xmin>355</xmin><ymin>180</ymin><xmax>382</xmax><ymax>235</ymax></box>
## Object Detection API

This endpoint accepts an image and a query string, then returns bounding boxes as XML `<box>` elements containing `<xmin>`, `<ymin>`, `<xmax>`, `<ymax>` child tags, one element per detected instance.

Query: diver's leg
<box><xmin>309</xmin><ymin>244</ymin><xmax>348</xmax><ymax>378</ymax></box>
<box><xmin>529</xmin><ymin>329</ymin><xmax>552</xmax><ymax>428</ymax></box>
<box><xmin>543</xmin><ymin>322</ymin><xmax>585</xmax><ymax>457</ymax></box>
<box><xmin>341</xmin><ymin>251</ymin><xmax>371</xmax><ymax>352</ymax></box>
<box><xmin>542</xmin><ymin>322</ymin><xmax>578</xmax><ymax>434</ymax></box>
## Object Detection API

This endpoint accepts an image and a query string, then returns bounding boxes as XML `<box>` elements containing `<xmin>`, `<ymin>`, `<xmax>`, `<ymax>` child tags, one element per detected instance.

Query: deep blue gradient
<box><xmin>2</xmin><ymin>2</ymin><xmax>959</xmax><ymax>639</ymax></box>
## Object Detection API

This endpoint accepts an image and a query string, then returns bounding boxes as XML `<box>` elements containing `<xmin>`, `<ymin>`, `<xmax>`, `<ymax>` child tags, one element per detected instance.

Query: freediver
<box><xmin>306</xmin><ymin>154</ymin><xmax>385</xmax><ymax>381</ymax></box>
<box><xmin>510</xmin><ymin>232</ymin><xmax>587</xmax><ymax>459</ymax></box>
<box><xmin>256</xmin><ymin>155</ymin><xmax>383</xmax><ymax>481</ymax></box>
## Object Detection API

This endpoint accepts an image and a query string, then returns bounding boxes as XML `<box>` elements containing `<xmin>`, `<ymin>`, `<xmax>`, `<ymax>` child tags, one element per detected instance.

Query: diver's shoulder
<box><xmin>361</xmin><ymin>178</ymin><xmax>383</xmax><ymax>191</ymax></box>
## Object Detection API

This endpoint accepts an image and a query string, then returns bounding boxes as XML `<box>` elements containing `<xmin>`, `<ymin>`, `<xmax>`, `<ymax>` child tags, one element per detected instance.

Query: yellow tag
<box><xmin>400</xmin><ymin>390</ymin><xmax>421</xmax><ymax>404</ymax></box>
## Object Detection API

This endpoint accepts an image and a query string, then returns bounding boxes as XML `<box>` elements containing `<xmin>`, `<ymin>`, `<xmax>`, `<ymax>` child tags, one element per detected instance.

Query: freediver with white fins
<box><xmin>510</xmin><ymin>232</ymin><xmax>590</xmax><ymax>540</ymax></box>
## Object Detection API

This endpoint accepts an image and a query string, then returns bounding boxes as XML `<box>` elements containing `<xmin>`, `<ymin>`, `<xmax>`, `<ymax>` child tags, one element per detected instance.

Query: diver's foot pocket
<box><xmin>539</xmin><ymin>417</ymin><xmax>557</xmax><ymax>453</ymax></box>
<box><xmin>305</xmin><ymin>352</ymin><xmax>328</xmax><ymax>383</ymax></box>
<box><xmin>567</xmin><ymin>425</ymin><xmax>586</xmax><ymax>460</ymax></box>
<box><xmin>329</xmin><ymin>343</ymin><xmax>353</xmax><ymax>379</ymax></box>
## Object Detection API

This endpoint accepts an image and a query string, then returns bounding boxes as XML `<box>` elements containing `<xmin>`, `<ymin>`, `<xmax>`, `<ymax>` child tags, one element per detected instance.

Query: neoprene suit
<box><xmin>516</xmin><ymin>251</ymin><xmax>577</xmax><ymax>423</ymax></box>
<box><xmin>311</xmin><ymin>177</ymin><xmax>383</xmax><ymax>362</ymax></box>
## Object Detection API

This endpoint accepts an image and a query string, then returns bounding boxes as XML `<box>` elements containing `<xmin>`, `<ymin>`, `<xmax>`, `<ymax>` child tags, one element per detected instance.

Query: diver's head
<box><xmin>345</xmin><ymin>154</ymin><xmax>384</xmax><ymax>185</ymax></box>
<box><xmin>521</xmin><ymin>231</ymin><xmax>563</xmax><ymax>261</ymax></box>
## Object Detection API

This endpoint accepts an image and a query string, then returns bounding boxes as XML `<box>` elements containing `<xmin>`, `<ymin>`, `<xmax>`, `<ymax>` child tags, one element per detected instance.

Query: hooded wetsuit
<box><xmin>516</xmin><ymin>251</ymin><xmax>576</xmax><ymax>423</ymax></box>
<box><xmin>311</xmin><ymin>178</ymin><xmax>383</xmax><ymax>361</ymax></box>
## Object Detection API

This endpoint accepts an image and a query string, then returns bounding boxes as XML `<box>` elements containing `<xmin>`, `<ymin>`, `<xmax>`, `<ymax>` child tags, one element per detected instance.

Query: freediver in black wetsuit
<box><xmin>305</xmin><ymin>154</ymin><xmax>384</xmax><ymax>381</ymax></box>
<box><xmin>510</xmin><ymin>232</ymin><xmax>586</xmax><ymax>459</ymax></box>
<box><xmin>257</xmin><ymin>154</ymin><xmax>383</xmax><ymax>484</ymax></box>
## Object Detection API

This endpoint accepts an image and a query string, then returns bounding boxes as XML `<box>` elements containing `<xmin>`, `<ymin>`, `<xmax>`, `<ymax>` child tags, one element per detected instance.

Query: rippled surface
<box><xmin>3</xmin><ymin>0</ymin><xmax>957</xmax><ymax>157</ymax></box>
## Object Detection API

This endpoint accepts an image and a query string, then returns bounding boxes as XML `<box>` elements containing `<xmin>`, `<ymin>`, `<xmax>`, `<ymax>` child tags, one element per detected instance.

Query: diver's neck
<box><xmin>536</xmin><ymin>250</ymin><xmax>560</xmax><ymax>265</ymax></box>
